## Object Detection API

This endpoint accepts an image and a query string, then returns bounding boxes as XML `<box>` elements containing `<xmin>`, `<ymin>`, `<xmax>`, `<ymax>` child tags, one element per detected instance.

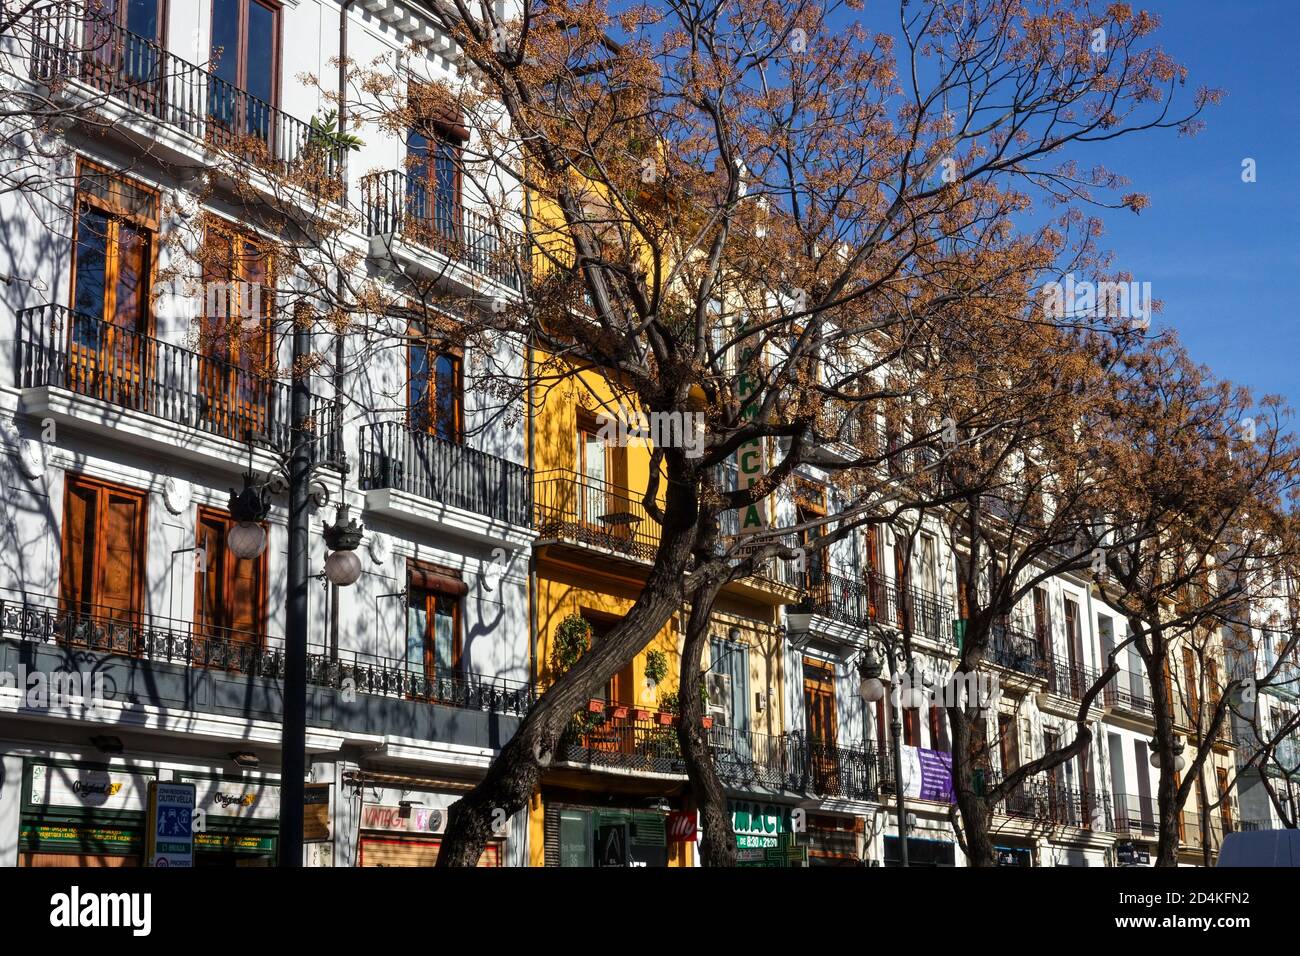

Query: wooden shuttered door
<box><xmin>60</xmin><ymin>475</ymin><xmax>145</xmax><ymax>619</ymax></box>
<box><xmin>358</xmin><ymin>837</ymin><xmax>500</xmax><ymax>867</ymax></box>
<box><xmin>544</xmin><ymin>804</ymin><xmax>561</xmax><ymax>867</ymax></box>
<box><xmin>196</xmin><ymin>507</ymin><xmax>266</xmax><ymax>642</ymax></box>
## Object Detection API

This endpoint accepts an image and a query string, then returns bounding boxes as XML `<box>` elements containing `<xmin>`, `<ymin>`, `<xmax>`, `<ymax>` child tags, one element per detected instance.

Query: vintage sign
<box><xmin>146</xmin><ymin>781</ymin><xmax>195</xmax><ymax>868</ymax></box>
<box><xmin>359</xmin><ymin>802</ymin><xmax>447</xmax><ymax>835</ymax></box>
<box><xmin>734</xmin><ymin>342</ymin><xmax>768</xmax><ymax>531</ymax></box>
<box><xmin>29</xmin><ymin>763</ymin><xmax>153</xmax><ymax>813</ymax></box>
<box><xmin>304</xmin><ymin>783</ymin><xmax>331</xmax><ymax>843</ymax></box>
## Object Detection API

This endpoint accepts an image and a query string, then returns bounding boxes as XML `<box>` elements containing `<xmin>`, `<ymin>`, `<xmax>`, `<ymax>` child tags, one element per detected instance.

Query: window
<box><xmin>406</xmin><ymin>83</ymin><xmax>465</xmax><ymax>240</ymax></box>
<box><xmin>917</xmin><ymin>534</ymin><xmax>937</xmax><ymax>595</ymax></box>
<box><xmin>557</xmin><ymin>809</ymin><xmax>593</xmax><ymax>867</ymax></box>
<box><xmin>70</xmin><ymin>162</ymin><xmax>157</xmax><ymax>374</ymax></box>
<box><xmin>60</xmin><ymin>475</ymin><xmax>147</xmax><ymax>621</ymax></box>
<box><xmin>198</xmin><ymin>221</ymin><xmax>273</xmax><ymax>438</ymax></box>
<box><xmin>195</xmin><ymin>507</ymin><xmax>266</xmax><ymax>644</ymax></box>
<box><xmin>1063</xmin><ymin>598</ymin><xmax>1081</xmax><ymax>671</ymax></box>
<box><xmin>210</xmin><ymin>0</ymin><xmax>280</xmax><ymax>139</ymax></box>
<box><xmin>408</xmin><ymin>338</ymin><xmax>461</xmax><ymax>441</ymax></box>
<box><xmin>902</xmin><ymin>707</ymin><xmax>920</xmax><ymax>748</ymax></box>
<box><xmin>585</xmin><ymin>616</ymin><xmax>633</xmax><ymax>704</ymax></box>
<box><xmin>928</xmin><ymin>705</ymin><xmax>948</xmax><ymax>752</ymax></box>
<box><xmin>1032</xmin><ymin>587</ymin><xmax>1051</xmax><ymax>657</ymax></box>
<box><xmin>85</xmin><ymin>0</ymin><xmax>164</xmax><ymax>87</ymax></box>
<box><xmin>406</xmin><ymin>563</ymin><xmax>467</xmax><ymax>685</ymax></box>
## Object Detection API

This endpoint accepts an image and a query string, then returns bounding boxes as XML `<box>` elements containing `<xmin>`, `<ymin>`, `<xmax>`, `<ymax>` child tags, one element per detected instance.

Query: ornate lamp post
<box><xmin>858</xmin><ymin>630</ymin><xmax>912</xmax><ymax>867</ymax></box>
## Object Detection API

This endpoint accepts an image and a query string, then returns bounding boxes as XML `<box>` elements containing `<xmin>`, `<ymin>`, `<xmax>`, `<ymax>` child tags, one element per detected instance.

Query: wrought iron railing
<box><xmin>358</xmin><ymin>420</ymin><xmax>532</xmax><ymax>527</ymax></box>
<box><xmin>804</xmin><ymin>569</ymin><xmax>954</xmax><ymax>643</ymax></box>
<box><xmin>1111</xmin><ymin>793</ymin><xmax>1160</xmax><ymax>836</ymax></box>
<box><xmin>1103</xmin><ymin>670</ymin><xmax>1155</xmax><ymax>717</ymax></box>
<box><xmin>996</xmin><ymin>780</ymin><xmax>1112</xmax><ymax>830</ymax></box>
<box><xmin>0</xmin><ymin>593</ymin><xmax>532</xmax><ymax>716</ymax></box>
<box><xmin>987</xmin><ymin>618</ymin><xmax>1049</xmax><ymax>677</ymax></box>
<box><xmin>16</xmin><ymin>304</ymin><xmax>340</xmax><ymax>462</ymax></box>
<box><xmin>361</xmin><ymin>169</ymin><xmax>522</xmax><ymax>289</ymax></box>
<box><xmin>30</xmin><ymin>9</ymin><xmax>342</xmax><ymax>186</ymax></box>
<box><xmin>1047</xmin><ymin>660</ymin><xmax>1101</xmax><ymax>700</ymax></box>
<box><xmin>557</xmin><ymin>706</ymin><xmax>685</xmax><ymax>775</ymax></box>
<box><xmin>533</xmin><ymin>470</ymin><xmax>660</xmax><ymax>561</ymax></box>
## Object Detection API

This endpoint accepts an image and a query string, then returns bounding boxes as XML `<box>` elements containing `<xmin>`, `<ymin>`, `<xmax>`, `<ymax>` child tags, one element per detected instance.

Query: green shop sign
<box><xmin>729</xmin><ymin>800</ymin><xmax>794</xmax><ymax>850</ymax></box>
<box><xmin>21</xmin><ymin>822</ymin><xmax>142</xmax><ymax>854</ymax></box>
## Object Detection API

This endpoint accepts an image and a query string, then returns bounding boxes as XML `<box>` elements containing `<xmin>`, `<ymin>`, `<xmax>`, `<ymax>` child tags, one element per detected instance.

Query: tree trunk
<box><xmin>678</xmin><ymin>578</ymin><xmax>736</xmax><ymax>866</ymax></box>
<box><xmin>436</xmin><ymin>474</ymin><xmax>699</xmax><ymax>866</ymax></box>
<box><xmin>949</xmin><ymin>698</ymin><xmax>997</xmax><ymax>867</ymax></box>
<box><xmin>1149</xmin><ymin>642</ymin><xmax>1182</xmax><ymax>867</ymax></box>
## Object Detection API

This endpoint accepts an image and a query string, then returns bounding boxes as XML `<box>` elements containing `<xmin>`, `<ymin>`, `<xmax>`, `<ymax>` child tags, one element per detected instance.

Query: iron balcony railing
<box><xmin>987</xmin><ymin>618</ymin><xmax>1049</xmax><ymax>677</ymax></box>
<box><xmin>996</xmin><ymin>778</ymin><xmax>1113</xmax><ymax>831</ymax></box>
<box><xmin>16</xmin><ymin>304</ymin><xmax>340</xmax><ymax>462</ymax></box>
<box><xmin>0</xmin><ymin>593</ymin><xmax>533</xmax><ymax>717</ymax></box>
<box><xmin>533</xmin><ymin>470</ymin><xmax>660</xmax><ymax>561</ymax></box>
<box><xmin>1103</xmin><ymin>670</ymin><xmax>1155</xmax><ymax>717</ymax></box>
<box><xmin>30</xmin><ymin>8</ymin><xmax>342</xmax><ymax>186</ymax></box>
<box><xmin>804</xmin><ymin>569</ymin><xmax>955</xmax><ymax>644</ymax></box>
<box><xmin>1047</xmin><ymin>660</ymin><xmax>1102</xmax><ymax>700</ymax></box>
<box><xmin>555</xmin><ymin>702</ymin><xmax>882</xmax><ymax>799</ymax></box>
<box><xmin>1112</xmin><ymin>793</ymin><xmax>1160</xmax><ymax>836</ymax></box>
<box><xmin>358</xmin><ymin>420</ymin><xmax>532</xmax><ymax>528</ymax></box>
<box><xmin>361</xmin><ymin>169</ymin><xmax>522</xmax><ymax>289</ymax></box>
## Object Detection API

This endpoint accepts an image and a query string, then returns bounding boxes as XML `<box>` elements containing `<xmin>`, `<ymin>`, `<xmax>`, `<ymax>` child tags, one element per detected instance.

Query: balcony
<box><xmin>554</xmin><ymin>702</ymin><xmax>881</xmax><ymax>800</ymax></box>
<box><xmin>804</xmin><ymin>570</ymin><xmax>954</xmax><ymax>645</ymax></box>
<box><xmin>986</xmin><ymin>619</ymin><xmax>1049</xmax><ymax>678</ymax></box>
<box><xmin>1046</xmin><ymin>660</ymin><xmax>1102</xmax><ymax>702</ymax></box>
<box><xmin>996</xmin><ymin>779</ymin><xmax>1112</xmax><ymax>831</ymax></box>
<box><xmin>16</xmin><ymin>305</ymin><xmax>340</xmax><ymax>468</ymax></box>
<box><xmin>0</xmin><ymin>592</ymin><xmax>534</xmax><ymax>721</ymax></box>
<box><xmin>358</xmin><ymin>420</ymin><xmax>533</xmax><ymax>543</ymax></box>
<box><xmin>1102</xmin><ymin>671</ymin><xmax>1156</xmax><ymax>719</ymax></box>
<box><xmin>534</xmin><ymin>470</ymin><xmax>660</xmax><ymax>563</ymax></box>
<box><xmin>1112</xmin><ymin>793</ymin><xmax>1160</xmax><ymax>837</ymax></box>
<box><xmin>362</xmin><ymin>169</ymin><xmax>522</xmax><ymax>291</ymax></box>
<box><xmin>30</xmin><ymin>9</ymin><xmax>342</xmax><ymax>194</ymax></box>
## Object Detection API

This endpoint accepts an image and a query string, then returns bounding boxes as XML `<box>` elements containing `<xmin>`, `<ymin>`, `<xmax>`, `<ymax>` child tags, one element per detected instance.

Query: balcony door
<box><xmin>195</xmin><ymin>507</ymin><xmax>266</xmax><ymax>662</ymax></box>
<box><xmin>803</xmin><ymin>658</ymin><xmax>839</xmax><ymax>791</ymax></box>
<box><xmin>576</xmin><ymin>411</ymin><xmax>630</xmax><ymax>544</ymax></box>
<box><xmin>406</xmin><ymin>125</ymin><xmax>462</xmax><ymax>246</ymax></box>
<box><xmin>85</xmin><ymin>0</ymin><xmax>165</xmax><ymax>93</ymax></box>
<box><xmin>199</xmin><ymin>223</ymin><xmax>272</xmax><ymax>441</ymax></box>
<box><xmin>68</xmin><ymin>163</ymin><xmax>157</xmax><ymax>406</ymax></box>
<box><xmin>408</xmin><ymin>338</ymin><xmax>461</xmax><ymax>441</ymax></box>
<box><xmin>60</xmin><ymin>475</ymin><xmax>147</xmax><ymax>641</ymax></box>
<box><xmin>209</xmin><ymin>0</ymin><xmax>279</xmax><ymax>145</ymax></box>
<box><xmin>405</xmin><ymin>564</ymin><xmax>467</xmax><ymax>698</ymax></box>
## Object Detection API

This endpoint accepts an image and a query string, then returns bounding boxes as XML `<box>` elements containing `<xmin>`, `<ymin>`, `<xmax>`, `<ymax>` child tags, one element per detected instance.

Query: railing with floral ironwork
<box><xmin>30</xmin><ymin>8</ymin><xmax>342</xmax><ymax>185</ymax></box>
<box><xmin>361</xmin><ymin>169</ymin><xmax>522</xmax><ymax>289</ymax></box>
<box><xmin>533</xmin><ymin>470</ymin><xmax>660</xmax><ymax>561</ymax></box>
<box><xmin>0</xmin><ymin>593</ymin><xmax>532</xmax><ymax>716</ymax></box>
<box><xmin>804</xmin><ymin>569</ymin><xmax>954</xmax><ymax>644</ymax></box>
<box><xmin>358</xmin><ymin>420</ymin><xmax>532</xmax><ymax>527</ymax></box>
<box><xmin>986</xmin><ymin>618</ymin><xmax>1049</xmax><ymax>677</ymax></box>
<box><xmin>1047</xmin><ymin>660</ymin><xmax>1102</xmax><ymax>700</ymax></box>
<box><xmin>16</xmin><ymin>304</ymin><xmax>340</xmax><ymax>462</ymax></box>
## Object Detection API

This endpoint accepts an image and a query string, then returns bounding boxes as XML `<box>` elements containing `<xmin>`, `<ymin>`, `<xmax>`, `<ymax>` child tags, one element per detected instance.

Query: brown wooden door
<box><xmin>195</xmin><ymin>507</ymin><xmax>267</xmax><ymax>666</ymax></box>
<box><xmin>199</xmin><ymin>225</ymin><xmax>272</xmax><ymax>442</ymax></box>
<box><xmin>1217</xmin><ymin>767</ymin><xmax>1233</xmax><ymax>833</ymax></box>
<box><xmin>60</xmin><ymin>476</ymin><xmax>147</xmax><ymax>649</ymax></box>
<box><xmin>803</xmin><ymin>659</ymin><xmax>839</xmax><ymax>791</ymax></box>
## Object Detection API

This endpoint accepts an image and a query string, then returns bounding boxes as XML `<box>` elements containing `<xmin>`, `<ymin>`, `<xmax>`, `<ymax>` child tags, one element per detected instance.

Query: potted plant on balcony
<box><xmin>608</xmin><ymin>702</ymin><xmax>630</xmax><ymax>719</ymax></box>
<box><xmin>656</xmin><ymin>691</ymin><xmax>680</xmax><ymax>726</ymax></box>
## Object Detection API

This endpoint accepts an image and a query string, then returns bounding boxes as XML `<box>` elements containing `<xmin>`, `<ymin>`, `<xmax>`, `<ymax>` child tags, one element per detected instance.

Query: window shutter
<box><xmin>60</xmin><ymin>481</ymin><xmax>97</xmax><ymax>610</ymax></box>
<box><xmin>543</xmin><ymin>804</ymin><xmax>560</xmax><ymax>868</ymax></box>
<box><xmin>99</xmin><ymin>489</ymin><xmax>142</xmax><ymax>617</ymax></box>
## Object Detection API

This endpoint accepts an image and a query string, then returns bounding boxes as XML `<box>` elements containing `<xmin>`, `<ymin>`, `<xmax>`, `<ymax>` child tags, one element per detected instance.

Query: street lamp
<box><xmin>228</xmin><ymin>472</ymin><xmax>270</xmax><ymax>559</ymax></box>
<box><xmin>1149</xmin><ymin>735</ymin><xmax>1187</xmax><ymax>772</ymax></box>
<box><xmin>322</xmin><ymin>502</ymin><xmax>364</xmax><ymax>586</ymax></box>
<box><xmin>859</xmin><ymin>630</ymin><xmax>911</xmax><ymax>867</ymax></box>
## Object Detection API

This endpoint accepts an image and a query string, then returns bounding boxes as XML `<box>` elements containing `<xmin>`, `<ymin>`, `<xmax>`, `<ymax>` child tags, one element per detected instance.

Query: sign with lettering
<box><xmin>359</xmin><ymin>803</ymin><xmax>447</xmax><ymax>835</ymax></box>
<box><xmin>734</xmin><ymin>341</ymin><xmax>768</xmax><ymax>531</ymax></box>
<box><xmin>180</xmin><ymin>775</ymin><xmax>281</xmax><ymax>821</ymax></box>
<box><xmin>146</xmin><ymin>781</ymin><xmax>195</xmax><ymax>868</ymax></box>
<box><xmin>667</xmin><ymin>810</ymin><xmax>697</xmax><ymax>843</ymax></box>
<box><xmin>29</xmin><ymin>763</ymin><xmax>153</xmax><ymax>812</ymax></box>
<box><xmin>729</xmin><ymin>799</ymin><xmax>794</xmax><ymax>850</ymax></box>
<box><xmin>304</xmin><ymin>783</ymin><xmax>331</xmax><ymax>843</ymax></box>
<box><xmin>899</xmin><ymin>746</ymin><xmax>955</xmax><ymax>804</ymax></box>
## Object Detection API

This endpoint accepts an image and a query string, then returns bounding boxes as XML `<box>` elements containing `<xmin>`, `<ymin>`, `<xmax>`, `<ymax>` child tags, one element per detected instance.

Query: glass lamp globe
<box><xmin>1173</xmin><ymin>754</ymin><xmax>1187</xmax><ymax>773</ymax></box>
<box><xmin>228</xmin><ymin>521</ymin><xmax>268</xmax><ymax>560</ymax></box>
<box><xmin>1149</xmin><ymin>749</ymin><xmax>1162</xmax><ymax>769</ymax></box>
<box><xmin>859</xmin><ymin>676</ymin><xmax>886</xmax><ymax>702</ymax></box>
<box><xmin>323</xmin><ymin>549</ymin><xmax>362</xmax><ymax>587</ymax></box>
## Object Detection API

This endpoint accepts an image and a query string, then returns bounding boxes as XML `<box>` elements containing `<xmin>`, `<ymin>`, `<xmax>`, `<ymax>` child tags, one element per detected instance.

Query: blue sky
<box><xmin>1094</xmin><ymin>1</ymin><xmax>1300</xmax><ymax>409</ymax></box>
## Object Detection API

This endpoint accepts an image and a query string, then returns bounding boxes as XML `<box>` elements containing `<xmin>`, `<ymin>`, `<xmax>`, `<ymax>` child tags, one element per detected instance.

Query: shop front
<box><xmin>883</xmin><ymin>834</ymin><xmax>957</xmax><ymax>867</ymax></box>
<box><xmin>18</xmin><ymin>759</ymin><xmax>153</xmax><ymax>867</ymax></box>
<box><xmin>541</xmin><ymin>790</ymin><xmax>688</xmax><ymax>867</ymax></box>
<box><xmin>728</xmin><ymin>798</ymin><xmax>807</xmax><ymax>867</ymax></box>
<box><xmin>181</xmin><ymin>771</ymin><xmax>280</xmax><ymax>866</ymax></box>
<box><xmin>356</xmin><ymin>785</ymin><xmax>501</xmax><ymax>866</ymax></box>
